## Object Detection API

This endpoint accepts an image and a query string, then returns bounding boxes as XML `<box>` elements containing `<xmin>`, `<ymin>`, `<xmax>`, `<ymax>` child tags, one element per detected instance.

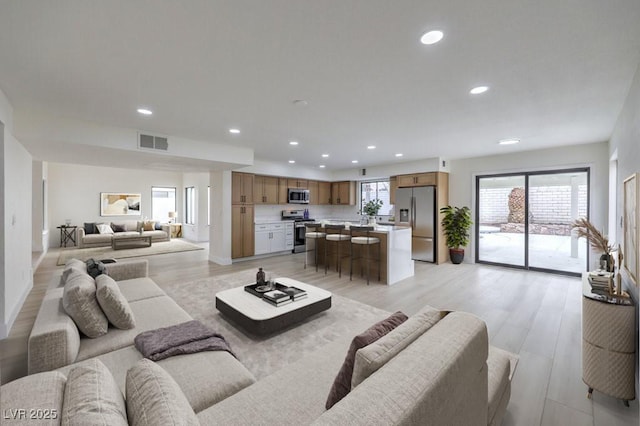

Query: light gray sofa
<box><xmin>77</xmin><ymin>220</ymin><xmax>170</xmax><ymax>248</ymax></box>
<box><xmin>3</xmin><ymin>260</ymin><xmax>515</xmax><ymax>425</ymax></box>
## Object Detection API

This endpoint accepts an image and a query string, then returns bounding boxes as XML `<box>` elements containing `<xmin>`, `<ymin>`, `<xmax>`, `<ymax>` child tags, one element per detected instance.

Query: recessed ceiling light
<box><xmin>289</xmin><ymin>141</ymin><xmax>299</xmax><ymax>146</ymax></box>
<box><xmin>367</xmin><ymin>145</ymin><xmax>376</xmax><ymax>150</ymax></box>
<box><xmin>420</xmin><ymin>30</ymin><xmax>444</xmax><ymax>45</ymax></box>
<box><xmin>288</xmin><ymin>160</ymin><xmax>295</xmax><ymax>164</ymax></box>
<box><xmin>351</xmin><ymin>160</ymin><xmax>358</xmax><ymax>164</ymax></box>
<box><xmin>137</xmin><ymin>108</ymin><xmax>153</xmax><ymax>115</ymax></box>
<box><xmin>470</xmin><ymin>86</ymin><xmax>489</xmax><ymax>95</ymax></box>
<box><xmin>498</xmin><ymin>138</ymin><xmax>520</xmax><ymax>145</ymax></box>
<box><xmin>229</xmin><ymin>128</ymin><xmax>240</xmax><ymax>134</ymax></box>
<box><xmin>292</xmin><ymin>99</ymin><xmax>308</xmax><ymax>107</ymax></box>
<box><xmin>322</xmin><ymin>154</ymin><xmax>329</xmax><ymax>158</ymax></box>
<box><xmin>395</xmin><ymin>153</ymin><xmax>403</xmax><ymax>157</ymax></box>
<box><xmin>319</xmin><ymin>165</ymin><xmax>326</xmax><ymax>168</ymax></box>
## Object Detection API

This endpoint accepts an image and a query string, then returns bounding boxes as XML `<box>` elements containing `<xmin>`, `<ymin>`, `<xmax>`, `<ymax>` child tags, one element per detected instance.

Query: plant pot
<box><xmin>368</xmin><ymin>216</ymin><xmax>376</xmax><ymax>226</ymax></box>
<box><xmin>450</xmin><ymin>248</ymin><xmax>465</xmax><ymax>264</ymax></box>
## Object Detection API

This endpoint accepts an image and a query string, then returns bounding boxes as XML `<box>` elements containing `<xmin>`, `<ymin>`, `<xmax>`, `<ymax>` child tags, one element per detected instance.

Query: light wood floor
<box><xmin>1</xmin><ymin>244</ymin><xmax>638</xmax><ymax>426</ymax></box>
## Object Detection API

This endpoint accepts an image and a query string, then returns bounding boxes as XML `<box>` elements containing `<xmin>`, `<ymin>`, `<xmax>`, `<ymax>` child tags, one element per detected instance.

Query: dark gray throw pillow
<box><xmin>325</xmin><ymin>311</ymin><xmax>408</xmax><ymax>409</ymax></box>
<box><xmin>84</xmin><ymin>222</ymin><xmax>97</xmax><ymax>234</ymax></box>
<box><xmin>112</xmin><ymin>224</ymin><xmax>126</xmax><ymax>233</ymax></box>
<box><xmin>86</xmin><ymin>258</ymin><xmax>108</xmax><ymax>278</ymax></box>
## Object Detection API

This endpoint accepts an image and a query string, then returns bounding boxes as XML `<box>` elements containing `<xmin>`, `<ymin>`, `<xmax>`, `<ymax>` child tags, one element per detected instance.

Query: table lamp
<box><xmin>168</xmin><ymin>211</ymin><xmax>177</xmax><ymax>223</ymax></box>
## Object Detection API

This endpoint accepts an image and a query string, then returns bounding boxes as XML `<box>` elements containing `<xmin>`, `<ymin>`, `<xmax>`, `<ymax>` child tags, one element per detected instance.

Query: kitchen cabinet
<box><xmin>254</xmin><ymin>222</ymin><xmax>289</xmax><ymax>255</ymax></box>
<box><xmin>308</xmin><ymin>180</ymin><xmax>319</xmax><ymax>205</ymax></box>
<box><xmin>331</xmin><ymin>181</ymin><xmax>355</xmax><ymax>205</ymax></box>
<box><xmin>232</xmin><ymin>205</ymin><xmax>254</xmax><ymax>258</ymax></box>
<box><xmin>278</xmin><ymin>178</ymin><xmax>289</xmax><ymax>204</ymax></box>
<box><xmin>253</xmin><ymin>175</ymin><xmax>278</xmax><ymax>204</ymax></box>
<box><xmin>397</xmin><ymin>172</ymin><xmax>436</xmax><ymax>187</ymax></box>
<box><xmin>287</xmin><ymin>178</ymin><xmax>308</xmax><ymax>189</ymax></box>
<box><xmin>232</xmin><ymin>172</ymin><xmax>254</xmax><ymax>204</ymax></box>
<box><xmin>318</xmin><ymin>181</ymin><xmax>332</xmax><ymax>205</ymax></box>
<box><xmin>389</xmin><ymin>176</ymin><xmax>398</xmax><ymax>205</ymax></box>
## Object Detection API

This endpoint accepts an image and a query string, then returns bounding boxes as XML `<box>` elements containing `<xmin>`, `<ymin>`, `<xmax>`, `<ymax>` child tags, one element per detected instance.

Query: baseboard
<box><xmin>209</xmin><ymin>255</ymin><xmax>232</xmax><ymax>266</ymax></box>
<box><xmin>0</xmin><ymin>278</ymin><xmax>33</xmax><ymax>339</ymax></box>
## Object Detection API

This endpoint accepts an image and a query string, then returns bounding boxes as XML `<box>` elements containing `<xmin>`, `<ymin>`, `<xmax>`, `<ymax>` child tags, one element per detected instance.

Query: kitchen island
<box><xmin>306</xmin><ymin>223</ymin><xmax>414</xmax><ymax>285</ymax></box>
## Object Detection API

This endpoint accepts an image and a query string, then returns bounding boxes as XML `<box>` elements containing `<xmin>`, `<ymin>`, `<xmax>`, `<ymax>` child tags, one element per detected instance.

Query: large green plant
<box><xmin>362</xmin><ymin>199</ymin><xmax>383</xmax><ymax>216</ymax></box>
<box><xmin>440</xmin><ymin>205</ymin><xmax>472</xmax><ymax>249</ymax></box>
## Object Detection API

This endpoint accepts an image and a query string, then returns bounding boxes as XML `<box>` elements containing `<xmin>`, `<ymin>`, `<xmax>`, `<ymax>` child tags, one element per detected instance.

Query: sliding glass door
<box><xmin>476</xmin><ymin>168</ymin><xmax>589</xmax><ymax>276</ymax></box>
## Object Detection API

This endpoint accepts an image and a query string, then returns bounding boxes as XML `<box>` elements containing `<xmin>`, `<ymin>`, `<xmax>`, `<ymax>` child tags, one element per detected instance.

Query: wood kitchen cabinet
<box><xmin>331</xmin><ymin>181</ymin><xmax>356</xmax><ymax>205</ymax></box>
<box><xmin>232</xmin><ymin>172</ymin><xmax>254</xmax><ymax>204</ymax></box>
<box><xmin>253</xmin><ymin>175</ymin><xmax>278</xmax><ymax>204</ymax></box>
<box><xmin>287</xmin><ymin>178</ymin><xmax>308</xmax><ymax>189</ymax></box>
<box><xmin>232</xmin><ymin>205</ymin><xmax>254</xmax><ymax>258</ymax></box>
<box><xmin>318</xmin><ymin>181</ymin><xmax>332</xmax><ymax>205</ymax></box>
<box><xmin>308</xmin><ymin>180</ymin><xmax>319</xmax><ymax>205</ymax></box>
<box><xmin>397</xmin><ymin>172</ymin><xmax>437</xmax><ymax>187</ymax></box>
<box><xmin>278</xmin><ymin>178</ymin><xmax>289</xmax><ymax>204</ymax></box>
<box><xmin>389</xmin><ymin>176</ymin><xmax>398</xmax><ymax>205</ymax></box>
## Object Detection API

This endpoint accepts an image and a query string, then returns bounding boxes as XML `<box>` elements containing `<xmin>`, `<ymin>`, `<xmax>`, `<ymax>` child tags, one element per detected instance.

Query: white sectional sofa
<box><xmin>1</xmin><ymin>259</ymin><xmax>515</xmax><ymax>425</ymax></box>
<box><xmin>77</xmin><ymin>220</ymin><xmax>170</xmax><ymax>248</ymax></box>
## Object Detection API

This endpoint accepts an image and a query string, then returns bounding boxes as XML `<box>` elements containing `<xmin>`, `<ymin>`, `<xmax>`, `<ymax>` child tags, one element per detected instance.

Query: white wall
<box><xmin>182</xmin><ymin>172</ymin><xmax>210</xmax><ymax>242</ymax></box>
<box><xmin>449</xmin><ymin>142</ymin><xmax>610</xmax><ymax>267</ymax></box>
<box><xmin>47</xmin><ymin>163</ymin><xmax>183</xmax><ymax>247</ymax></box>
<box><xmin>209</xmin><ymin>171</ymin><xmax>232</xmax><ymax>265</ymax></box>
<box><xmin>0</xmin><ymin>87</ymin><xmax>33</xmax><ymax>338</ymax></box>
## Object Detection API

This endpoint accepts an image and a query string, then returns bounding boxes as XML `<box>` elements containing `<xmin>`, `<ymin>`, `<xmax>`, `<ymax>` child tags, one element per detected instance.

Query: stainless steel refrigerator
<box><xmin>396</xmin><ymin>186</ymin><xmax>435</xmax><ymax>262</ymax></box>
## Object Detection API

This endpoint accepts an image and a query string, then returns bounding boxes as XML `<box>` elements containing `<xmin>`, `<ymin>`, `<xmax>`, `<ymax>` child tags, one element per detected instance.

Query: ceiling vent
<box><xmin>138</xmin><ymin>133</ymin><xmax>168</xmax><ymax>151</ymax></box>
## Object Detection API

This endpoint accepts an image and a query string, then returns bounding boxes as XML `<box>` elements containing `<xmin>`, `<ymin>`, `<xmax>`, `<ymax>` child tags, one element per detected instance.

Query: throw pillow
<box><xmin>126</xmin><ymin>359</ymin><xmax>199</xmax><ymax>426</ymax></box>
<box><xmin>154</xmin><ymin>221</ymin><xmax>163</xmax><ymax>230</ymax></box>
<box><xmin>86</xmin><ymin>258</ymin><xmax>108</xmax><ymax>278</ymax></box>
<box><xmin>143</xmin><ymin>221</ymin><xmax>155</xmax><ymax>231</ymax></box>
<box><xmin>62</xmin><ymin>359</ymin><xmax>128</xmax><ymax>426</ymax></box>
<box><xmin>97</xmin><ymin>223</ymin><xmax>114</xmax><ymax>234</ymax></box>
<box><xmin>96</xmin><ymin>274</ymin><xmax>136</xmax><ymax>329</ymax></box>
<box><xmin>62</xmin><ymin>273</ymin><xmax>108</xmax><ymax>338</ymax></box>
<box><xmin>351</xmin><ymin>306</ymin><xmax>448</xmax><ymax>389</ymax></box>
<box><xmin>111</xmin><ymin>223</ymin><xmax>126</xmax><ymax>233</ymax></box>
<box><xmin>84</xmin><ymin>222</ymin><xmax>97</xmax><ymax>235</ymax></box>
<box><xmin>325</xmin><ymin>311</ymin><xmax>408</xmax><ymax>409</ymax></box>
<box><xmin>59</xmin><ymin>258</ymin><xmax>88</xmax><ymax>286</ymax></box>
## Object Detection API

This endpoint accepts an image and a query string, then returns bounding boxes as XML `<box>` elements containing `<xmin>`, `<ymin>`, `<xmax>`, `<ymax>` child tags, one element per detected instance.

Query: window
<box><xmin>360</xmin><ymin>180</ymin><xmax>392</xmax><ymax>216</ymax></box>
<box><xmin>185</xmin><ymin>187</ymin><xmax>196</xmax><ymax>225</ymax></box>
<box><xmin>151</xmin><ymin>187</ymin><xmax>176</xmax><ymax>223</ymax></box>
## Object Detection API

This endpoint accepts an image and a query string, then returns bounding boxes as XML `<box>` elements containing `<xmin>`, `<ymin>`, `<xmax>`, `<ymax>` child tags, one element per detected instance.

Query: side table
<box><xmin>167</xmin><ymin>223</ymin><xmax>182</xmax><ymax>238</ymax></box>
<box><xmin>581</xmin><ymin>273</ymin><xmax>635</xmax><ymax>406</ymax></box>
<box><xmin>57</xmin><ymin>225</ymin><xmax>77</xmax><ymax>247</ymax></box>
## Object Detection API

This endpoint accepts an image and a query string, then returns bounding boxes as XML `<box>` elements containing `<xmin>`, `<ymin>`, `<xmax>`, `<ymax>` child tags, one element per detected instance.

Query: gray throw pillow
<box><xmin>59</xmin><ymin>258</ymin><xmax>88</xmax><ymax>287</ymax></box>
<box><xmin>126</xmin><ymin>359</ymin><xmax>199</xmax><ymax>426</ymax></box>
<box><xmin>96</xmin><ymin>275</ymin><xmax>136</xmax><ymax>329</ymax></box>
<box><xmin>325</xmin><ymin>311</ymin><xmax>408</xmax><ymax>409</ymax></box>
<box><xmin>62</xmin><ymin>359</ymin><xmax>128</xmax><ymax>426</ymax></box>
<box><xmin>62</xmin><ymin>273</ymin><xmax>108</xmax><ymax>338</ymax></box>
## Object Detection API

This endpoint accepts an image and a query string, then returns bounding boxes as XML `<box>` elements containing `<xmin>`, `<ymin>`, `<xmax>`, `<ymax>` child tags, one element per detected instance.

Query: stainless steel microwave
<box><xmin>288</xmin><ymin>188</ymin><xmax>310</xmax><ymax>204</ymax></box>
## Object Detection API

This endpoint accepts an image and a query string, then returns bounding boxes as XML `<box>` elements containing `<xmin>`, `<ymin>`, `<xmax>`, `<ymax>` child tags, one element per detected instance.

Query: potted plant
<box><xmin>362</xmin><ymin>199</ymin><xmax>384</xmax><ymax>225</ymax></box>
<box><xmin>440</xmin><ymin>205</ymin><xmax>472</xmax><ymax>264</ymax></box>
<box><xmin>571</xmin><ymin>218</ymin><xmax>615</xmax><ymax>272</ymax></box>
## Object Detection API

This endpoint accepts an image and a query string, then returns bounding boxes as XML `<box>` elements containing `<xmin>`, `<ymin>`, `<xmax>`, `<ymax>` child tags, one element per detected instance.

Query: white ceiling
<box><xmin>1</xmin><ymin>1</ymin><xmax>639</xmax><ymax>171</ymax></box>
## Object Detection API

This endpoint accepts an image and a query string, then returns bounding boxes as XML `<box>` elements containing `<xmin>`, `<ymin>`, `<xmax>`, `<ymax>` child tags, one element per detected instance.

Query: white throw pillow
<box><xmin>96</xmin><ymin>275</ymin><xmax>136</xmax><ymax>329</ymax></box>
<box><xmin>97</xmin><ymin>223</ymin><xmax>114</xmax><ymax>234</ymax></box>
<box><xmin>126</xmin><ymin>359</ymin><xmax>199</xmax><ymax>426</ymax></box>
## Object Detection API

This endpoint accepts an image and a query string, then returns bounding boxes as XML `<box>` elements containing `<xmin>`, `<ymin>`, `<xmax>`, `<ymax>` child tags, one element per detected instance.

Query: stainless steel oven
<box><xmin>282</xmin><ymin>210</ymin><xmax>315</xmax><ymax>253</ymax></box>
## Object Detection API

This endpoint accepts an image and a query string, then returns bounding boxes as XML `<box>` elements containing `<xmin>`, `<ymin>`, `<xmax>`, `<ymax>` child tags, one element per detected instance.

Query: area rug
<box><xmin>57</xmin><ymin>239</ymin><xmax>204</xmax><ymax>266</ymax></box>
<box><xmin>160</xmin><ymin>269</ymin><xmax>391</xmax><ymax>380</ymax></box>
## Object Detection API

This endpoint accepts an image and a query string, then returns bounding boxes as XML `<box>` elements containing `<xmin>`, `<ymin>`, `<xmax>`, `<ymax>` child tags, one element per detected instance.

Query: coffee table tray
<box><xmin>244</xmin><ymin>282</ymin><xmax>289</xmax><ymax>298</ymax></box>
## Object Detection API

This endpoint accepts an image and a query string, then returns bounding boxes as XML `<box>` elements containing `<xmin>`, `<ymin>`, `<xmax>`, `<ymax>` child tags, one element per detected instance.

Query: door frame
<box><xmin>475</xmin><ymin>167</ymin><xmax>590</xmax><ymax>277</ymax></box>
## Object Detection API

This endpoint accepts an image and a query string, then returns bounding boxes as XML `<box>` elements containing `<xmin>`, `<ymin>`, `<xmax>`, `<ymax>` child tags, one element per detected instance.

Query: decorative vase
<box><xmin>450</xmin><ymin>248</ymin><xmax>465</xmax><ymax>264</ymax></box>
<box><xmin>599</xmin><ymin>254</ymin><xmax>614</xmax><ymax>272</ymax></box>
<box><xmin>368</xmin><ymin>216</ymin><xmax>376</xmax><ymax>226</ymax></box>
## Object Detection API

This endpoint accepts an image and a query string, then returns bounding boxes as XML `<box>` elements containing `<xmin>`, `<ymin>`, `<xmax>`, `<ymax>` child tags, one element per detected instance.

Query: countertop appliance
<box><xmin>282</xmin><ymin>210</ymin><xmax>315</xmax><ymax>253</ymax></box>
<box><xmin>288</xmin><ymin>188</ymin><xmax>310</xmax><ymax>204</ymax></box>
<box><xmin>396</xmin><ymin>186</ymin><xmax>435</xmax><ymax>262</ymax></box>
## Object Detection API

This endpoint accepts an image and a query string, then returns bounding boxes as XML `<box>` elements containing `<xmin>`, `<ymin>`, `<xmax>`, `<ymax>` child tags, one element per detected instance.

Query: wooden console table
<box><xmin>581</xmin><ymin>273</ymin><xmax>635</xmax><ymax>405</ymax></box>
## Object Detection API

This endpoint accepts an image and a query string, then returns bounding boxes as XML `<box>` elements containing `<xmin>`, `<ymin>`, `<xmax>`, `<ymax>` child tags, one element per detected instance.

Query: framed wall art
<box><xmin>622</xmin><ymin>173</ymin><xmax>638</xmax><ymax>285</ymax></box>
<box><xmin>100</xmin><ymin>193</ymin><xmax>142</xmax><ymax>216</ymax></box>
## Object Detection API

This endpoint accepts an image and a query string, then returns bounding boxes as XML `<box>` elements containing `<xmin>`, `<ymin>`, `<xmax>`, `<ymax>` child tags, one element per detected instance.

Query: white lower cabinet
<box><xmin>254</xmin><ymin>223</ymin><xmax>290</xmax><ymax>255</ymax></box>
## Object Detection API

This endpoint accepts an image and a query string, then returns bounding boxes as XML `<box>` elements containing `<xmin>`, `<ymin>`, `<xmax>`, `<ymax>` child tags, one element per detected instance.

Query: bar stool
<box><xmin>324</xmin><ymin>224</ymin><xmax>351</xmax><ymax>277</ymax></box>
<box><xmin>304</xmin><ymin>223</ymin><xmax>326</xmax><ymax>271</ymax></box>
<box><xmin>350</xmin><ymin>226</ymin><xmax>381</xmax><ymax>285</ymax></box>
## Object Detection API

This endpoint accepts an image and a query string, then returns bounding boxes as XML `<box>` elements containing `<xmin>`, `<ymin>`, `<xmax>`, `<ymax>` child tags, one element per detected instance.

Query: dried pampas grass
<box><xmin>571</xmin><ymin>218</ymin><xmax>614</xmax><ymax>254</ymax></box>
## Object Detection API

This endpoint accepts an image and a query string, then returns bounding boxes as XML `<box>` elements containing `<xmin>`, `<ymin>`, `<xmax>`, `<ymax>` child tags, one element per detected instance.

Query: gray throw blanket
<box><xmin>134</xmin><ymin>320</ymin><xmax>235</xmax><ymax>361</ymax></box>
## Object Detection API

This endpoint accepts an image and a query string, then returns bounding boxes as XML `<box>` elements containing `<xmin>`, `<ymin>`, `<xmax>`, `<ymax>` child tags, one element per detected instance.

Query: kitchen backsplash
<box><xmin>254</xmin><ymin>204</ymin><xmax>365</xmax><ymax>222</ymax></box>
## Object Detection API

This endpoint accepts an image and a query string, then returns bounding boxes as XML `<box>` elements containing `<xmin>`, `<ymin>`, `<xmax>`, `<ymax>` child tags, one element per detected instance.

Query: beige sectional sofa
<box><xmin>2</xmin><ymin>259</ymin><xmax>515</xmax><ymax>425</ymax></box>
<box><xmin>77</xmin><ymin>220</ymin><xmax>170</xmax><ymax>248</ymax></box>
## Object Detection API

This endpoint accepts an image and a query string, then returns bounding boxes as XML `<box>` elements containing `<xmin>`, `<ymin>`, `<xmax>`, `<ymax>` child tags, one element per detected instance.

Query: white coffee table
<box><xmin>215</xmin><ymin>278</ymin><xmax>332</xmax><ymax>335</ymax></box>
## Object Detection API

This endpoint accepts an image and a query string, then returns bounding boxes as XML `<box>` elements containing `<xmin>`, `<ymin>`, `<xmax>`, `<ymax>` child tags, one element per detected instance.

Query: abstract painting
<box><xmin>100</xmin><ymin>193</ymin><xmax>142</xmax><ymax>216</ymax></box>
<box><xmin>623</xmin><ymin>173</ymin><xmax>638</xmax><ymax>285</ymax></box>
